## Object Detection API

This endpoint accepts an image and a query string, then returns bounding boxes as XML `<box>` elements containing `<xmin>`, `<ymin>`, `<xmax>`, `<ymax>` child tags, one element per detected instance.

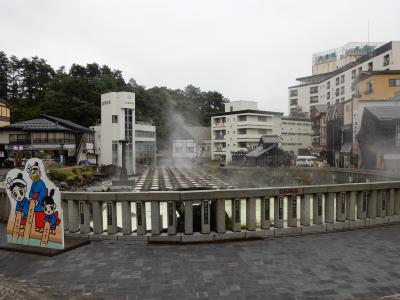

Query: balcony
<box><xmin>214</xmin><ymin>135</ymin><xmax>225</xmax><ymax>140</ymax></box>
<box><xmin>213</xmin><ymin>148</ymin><xmax>226</xmax><ymax>153</ymax></box>
<box><xmin>213</xmin><ymin>122</ymin><xmax>226</xmax><ymax>128</ymax></box>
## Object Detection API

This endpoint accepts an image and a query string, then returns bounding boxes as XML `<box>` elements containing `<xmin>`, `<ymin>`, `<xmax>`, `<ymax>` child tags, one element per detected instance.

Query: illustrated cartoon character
<box><xmin>6</xmin><ymin>173</ymin><xmax>29</xmax><ymax>229</ymax></box>
<box><xmin>27</xmin><ymin>162</ymin><xmax>48</xmax><ymax>233</ymax></box>
<box><xmin>42</xmin><ymin>189</ymin><xmax>61</xmax><ymax>235</ymax></box>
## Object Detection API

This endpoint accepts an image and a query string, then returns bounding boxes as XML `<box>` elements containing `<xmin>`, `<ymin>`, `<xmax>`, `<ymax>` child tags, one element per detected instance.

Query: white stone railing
<box><xmin>1</xmin><ymin>182</ymin><xmax>400</xmax><ymax>243</ymax></box>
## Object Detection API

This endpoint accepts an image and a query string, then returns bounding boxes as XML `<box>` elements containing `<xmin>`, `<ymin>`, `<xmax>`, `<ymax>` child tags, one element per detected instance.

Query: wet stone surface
<box><xmin>1</xmin><ymin>223</ymin><xmax>400</xmax><ymax>299</ymax></box>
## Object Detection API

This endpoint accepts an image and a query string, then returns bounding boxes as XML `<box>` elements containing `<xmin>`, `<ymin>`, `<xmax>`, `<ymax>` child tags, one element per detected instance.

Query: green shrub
<box><xmin>49</xmin><ymin>168</ymin><xmax>68</xmax><ymax>181</ymax></box>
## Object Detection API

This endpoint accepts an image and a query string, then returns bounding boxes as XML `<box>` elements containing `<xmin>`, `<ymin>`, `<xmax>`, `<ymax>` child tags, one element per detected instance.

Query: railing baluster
<box><xmin>246</xmin><ymin>197</ymin><xmax>256</xmax><ymax>231</ymax></box>
<box><xmin>313</xmin><ymin>193</ymin><xmax>323</xmax><ymax>225</ymax></box>
<box><xmin>215</xmin><ymin>199</ymin><xmax>225</xmax><ymax>233</ymax></box>
<box><xmin>260</xmin><ymin>197</ymin><xmax>270</xmax><ymax>230</ymax></box>
<box><xmin>357</xmin><ymin>191</ymin><xmax>368</xmax><ymax>219</ymax></box>
<box><xmin>367</xmin><ymin>190</ymin><xmax>377</xmax><ymax>219</ymax></box>
<box><xmin>136</xmin><ymin>201</ymin><xmax>147</xmax><ymax>235</ymax></box>
<box><xmin>92</xmin><ymin>201</ymin><xmax>103</xmax><ymax>234</ymax></box>
<box><xmin>68</xmin><ymin>200</ymin><xmax>79</xmax><ymax>233</ymax></box>
<box><xmin>106</xmin><ymin>201</ymin><xmax>117</xmax><ymax>235</ymax></box>
<box><xmin>79</xmin><ymin>201</ymin><xmax>91</xmax><ymax>234</ymax></box>
<box><xmin>377</xmin><ymin>190</ymin><xmax>387</xmax><ymax>218</ymax></box>
<box><xmin>122</xmin><ymin>201</ymin><xmax>132</xmax><ymax>235</ymax></box>
<box><xmin>151</xmin><ymin>201</ymin><xmax>160</xmax><ymax>235</ymax></box>
<box><xmin>300</xmin><ymin>194</ymin><xmax>311</xmax><ymax>226</ymax></box>
<box><xmin>287</xmin><ymin>195</ymin><xmax>297</xmax><ymax>227</ymax></box>
<box><xmin>325</xmin><ymin>192</ymin><xmax>335</xmax><ymax>223</ymax></box>
<box><xmin>395</xmin><ymin>189</ymin><xmax>400</xmax><ymax>216</ymax></box>
<box><xmin>387</xmin><ymin>189</ymin><xmax>395</xmax><ymax>216</ymax></box>
<box><xmin>346</xmin><ymin>191</ymin><xmax>356</xmax><ymax>221</ymax></box>
<box><xmin>232</xmin><ymin>198</ymin><xmax>241</xmax><ymax>232</ymax></box>
<box><xmin>274</xmin><ymin>196</ymin><xmax>284</xmax><ymax>228</ymax></box>
<box><xmin>184</xmin><ymin>200</ymin><xmax>193</xmax><ymax>235</ymax></box>
<box><xmin>201</xmin><ymin>200</ymin><xmax>210</xmax><ymax>234</ymax></box>
<box><xmin>167</xmin><ymin>201</ymin><xmax>177</xmax><ymax>235</ymax></box>
<box><xmin>336</xmin><ymin>192</ymin><xmax>346</xmax><ymax>222</ymax></box>
<box><xmin>61</xmin><ymin>199</ymin><xmax>69</xmax><ymax>231</ymax></box>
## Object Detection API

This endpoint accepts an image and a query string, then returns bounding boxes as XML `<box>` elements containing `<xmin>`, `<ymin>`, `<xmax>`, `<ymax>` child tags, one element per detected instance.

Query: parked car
<box><xmin>78</xmin><ymin>160</ymin><xmax>95</xmax><ymax>166</ymax></box>
<box><xmin>296</xmin><ymin>156</ymin><xmax>318</xmax><ymax>167</ymax></box>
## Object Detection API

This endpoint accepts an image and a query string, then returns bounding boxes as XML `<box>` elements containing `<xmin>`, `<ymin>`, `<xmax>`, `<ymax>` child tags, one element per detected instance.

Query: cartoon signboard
<box><xmin>5</xmin><ymin>158</ymin><xmax>64</xmax><ymax>249</ymax></box>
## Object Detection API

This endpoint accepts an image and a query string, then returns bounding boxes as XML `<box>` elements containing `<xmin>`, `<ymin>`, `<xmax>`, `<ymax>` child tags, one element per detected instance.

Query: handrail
<box><xmin>1</xmin><ymin>180</ymin><xmax>400</xmax><ymax>243</ymax></box>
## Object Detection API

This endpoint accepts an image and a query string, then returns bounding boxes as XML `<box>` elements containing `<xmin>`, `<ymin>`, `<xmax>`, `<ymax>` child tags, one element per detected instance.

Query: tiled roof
<box><xmin>365</xmin><ymin>106</ymin><xmax>400</xmax><ymax>121</ymax></box>
<box><xmin>0</xmin><ymin>115</ymin><xmax>93</xmax><ymax>133</ymax></box>
<box><xmin>261</xmin><ymin>135</ymin><xmax>281</xmax><ymax>144</ymax></box>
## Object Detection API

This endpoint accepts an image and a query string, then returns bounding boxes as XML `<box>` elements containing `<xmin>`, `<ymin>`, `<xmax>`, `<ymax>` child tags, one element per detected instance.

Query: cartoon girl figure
<box><xmin>42</xmin><ymin>189</ymin><xmax>61</xmax><ymax>235</ymax></box>
<box><xmin>6</xmin><ymin>173</ymin><xmax>30</xmax><ymax>229</ymax></box>
<box><xmin>27</xmin><ymin>162</ymin><xmax>48</xmax><ymax>233</ymax></box>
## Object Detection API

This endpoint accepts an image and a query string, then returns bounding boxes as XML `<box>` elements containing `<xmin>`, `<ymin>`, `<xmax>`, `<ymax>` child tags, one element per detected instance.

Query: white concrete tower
<box><xmin>100</xmin><ymin>92</ymin><xmax>136</xmax><ymax>174</ymax></box>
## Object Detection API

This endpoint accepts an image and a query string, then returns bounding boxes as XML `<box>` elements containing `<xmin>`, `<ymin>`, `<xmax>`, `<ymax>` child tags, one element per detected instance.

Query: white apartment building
<box><xmin>95</xmin><ymin>92</ymin><xmax>156</xmax><ymax>175</ymax></box>
<box><xmin>289</xmin><ymin>41</ymin><xmax>400</xmax><ymax>116</ymax></box>
<box><xmin>280</xmin><ymin>116</ymin><xmax>312</xmax><ymax>156</ymax></box>
<box><xmin>211</xmin><ymin>101</ymin><xmax>282</xmax><ymax>161</ymax></box>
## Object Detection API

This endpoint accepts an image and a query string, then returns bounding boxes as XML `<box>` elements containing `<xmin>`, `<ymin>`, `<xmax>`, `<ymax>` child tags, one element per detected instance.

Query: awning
<box><xmin>340</xmin><ymin>143</ymin><xmax>352</xmax><ymax>153</ymax></box>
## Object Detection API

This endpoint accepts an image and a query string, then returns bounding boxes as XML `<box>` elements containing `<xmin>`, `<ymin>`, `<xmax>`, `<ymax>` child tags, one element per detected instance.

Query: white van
<box><xmin>296</xmin><ymin>156</ymin><xmax>318</xmax><ymax>167</ymax></box>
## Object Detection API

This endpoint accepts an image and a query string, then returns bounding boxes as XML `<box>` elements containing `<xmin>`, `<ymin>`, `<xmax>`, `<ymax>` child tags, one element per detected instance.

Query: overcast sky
<box><xmin>1</xmin><ymin>0</ymin><xmax>400</xmax><ymax>114</ymax></box>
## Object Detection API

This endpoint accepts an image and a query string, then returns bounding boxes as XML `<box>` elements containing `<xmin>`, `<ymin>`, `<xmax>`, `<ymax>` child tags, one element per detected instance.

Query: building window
<box><xmin>290</xmin><ymin>89</ymin><xmax>298</xmax><ymax>97</ymax></box>
<box><xmin>340</xmin><ymin>75</ymin><xmax>345</xmax><ymax>84</ymax></box>
<box><xmin>187</xmin><ymin>146</ymin><xmax>194</xmax><ymax>153</ymax></box>
<box><xmin>327</xmin><ymin>81</ymin><xmax>330</xmax><ymax>89</ymax></box>
<box><xmin>135</xmin><ymin>130</ymin><xmax>155</xmax><ymax>138</ymax></box>
<box><xmin>310</xmin><ymin>86</ymin><xmax>318</xmax><ymax>94</ymax></box>
<box><xmin>384</xmin><ymin>54</ymin><xmax>390</xmax><ymax>66</ymax></box>
<box><xmin>310</xmin><ymin>96</ymin><xmax>318</xmax><ymax>103</ymax></box>
<box><xmin>258</xmin><ymin>129</ymin><xmax>268</xmax><ymax>135</ymax></box>
<box><xmin>290</xmin><ymin>98</ymin><xmax>298</xmax><ymax>106</ymax></box>
<box><xmin>336</xmin><ymin>77</ymin><xmax>340</xmax><ymax>86</ymax></box>
<box><xmin>112</xmin><ymin>141</ymin><xmax>118</xmax><ymax>165</ymax></box>
<box><xmin>327</xmin><ymin>92</ymin><xmax>330</xmax><ymax>99</ymax></box>
<box><xmin>230</xmin><ymin>106</ymin><xmax>233</xmax><ymax>112</ymax></box>
<box><xmin>258</xmin><ymin>116</ymin><xmax>268</xmax><ymax>122</ymax></box>
<box><xmin>238</xmin><ymin>129</ymin><xmax>247</xmax><ymax>135</ymax></box>
<box><xmin>358</xmin><ymin>67</ymin><xmax>362</xmax><ymax>74</ymax></box>
<box><xmin>366</xmin><ymin>81</ymin><xmax>374</xmax><ymax>94</ymax></box>
<box><xmin>389</xmin><ymin>79</ymin><xmax>400</xmax><ymax>87</ymax></box>
<box><xmin>340</xmin><ymin>86</ymin><xmax>345</xmax><ymax>95</ymax></box>
<box><xmin>335</xmin><ymin>88</ymin><xmax>340</xmax><ymax>97</ymax></box>
<box><xmin>112</xmin><ymin>115</ymin><xmax>118</xmax><ymax>123</ymax></box>
<box><xmin>368</xmin><ymin>62</ymin><xmax>373</xmax><ymax>72</ymax></box>
<box><xmin>351</xmin><ymin>70</ymin><xmax>356</xmax><ymax>79</ymax></box>
<box><xmin>238</xmin><ymin>115</ymin><xmax>247</xmax><ymax>121</ymax></box>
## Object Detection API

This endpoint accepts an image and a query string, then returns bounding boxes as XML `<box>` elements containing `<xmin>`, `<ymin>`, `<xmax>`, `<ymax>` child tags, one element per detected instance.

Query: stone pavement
<box><xmin>1</xmin><ymin>223</ymin><xmax>400</xmax><ymax>300</ymax></box>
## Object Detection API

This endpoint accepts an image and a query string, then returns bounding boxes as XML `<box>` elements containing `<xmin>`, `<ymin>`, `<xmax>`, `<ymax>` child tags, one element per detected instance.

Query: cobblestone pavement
<box><xmin>1</xmin><ymin>223</ymin><xmax>400</xmax><ymax>300</ymax></box>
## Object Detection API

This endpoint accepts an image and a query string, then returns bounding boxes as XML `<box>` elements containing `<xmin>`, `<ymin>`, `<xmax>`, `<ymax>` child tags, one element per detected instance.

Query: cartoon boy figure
<box><xmin>6</xmin><ymin>173</ymin><xmax>29</xmax><ymax>229</ymax></box>
<box><xmin>42</xmin><ymin>189</ymin><xmax>61</xmax><ymax>235</ymax></box>
<box><xmin>28</xmin><ymin>162</ymin><xmax>48</xmax><ymax>233</ymax></box>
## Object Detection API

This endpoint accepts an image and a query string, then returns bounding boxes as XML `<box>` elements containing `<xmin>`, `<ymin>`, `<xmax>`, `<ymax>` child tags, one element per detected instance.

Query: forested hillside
<box><xmin>0</xmin><ymin>51</ymin><xmax>228</xmax><ymax>148</ymax></box>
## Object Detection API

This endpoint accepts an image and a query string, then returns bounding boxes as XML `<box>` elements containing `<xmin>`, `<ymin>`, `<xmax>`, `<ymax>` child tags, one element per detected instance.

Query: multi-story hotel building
<box><xmin>288</xmin><ymin>41</ymin><xmax>400</xmax><ymax>116</ymax></box>
<box><xmin>211</xmin><ymin>101</ymin><xmax>282</xmax><ymax>161</ymax></box>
